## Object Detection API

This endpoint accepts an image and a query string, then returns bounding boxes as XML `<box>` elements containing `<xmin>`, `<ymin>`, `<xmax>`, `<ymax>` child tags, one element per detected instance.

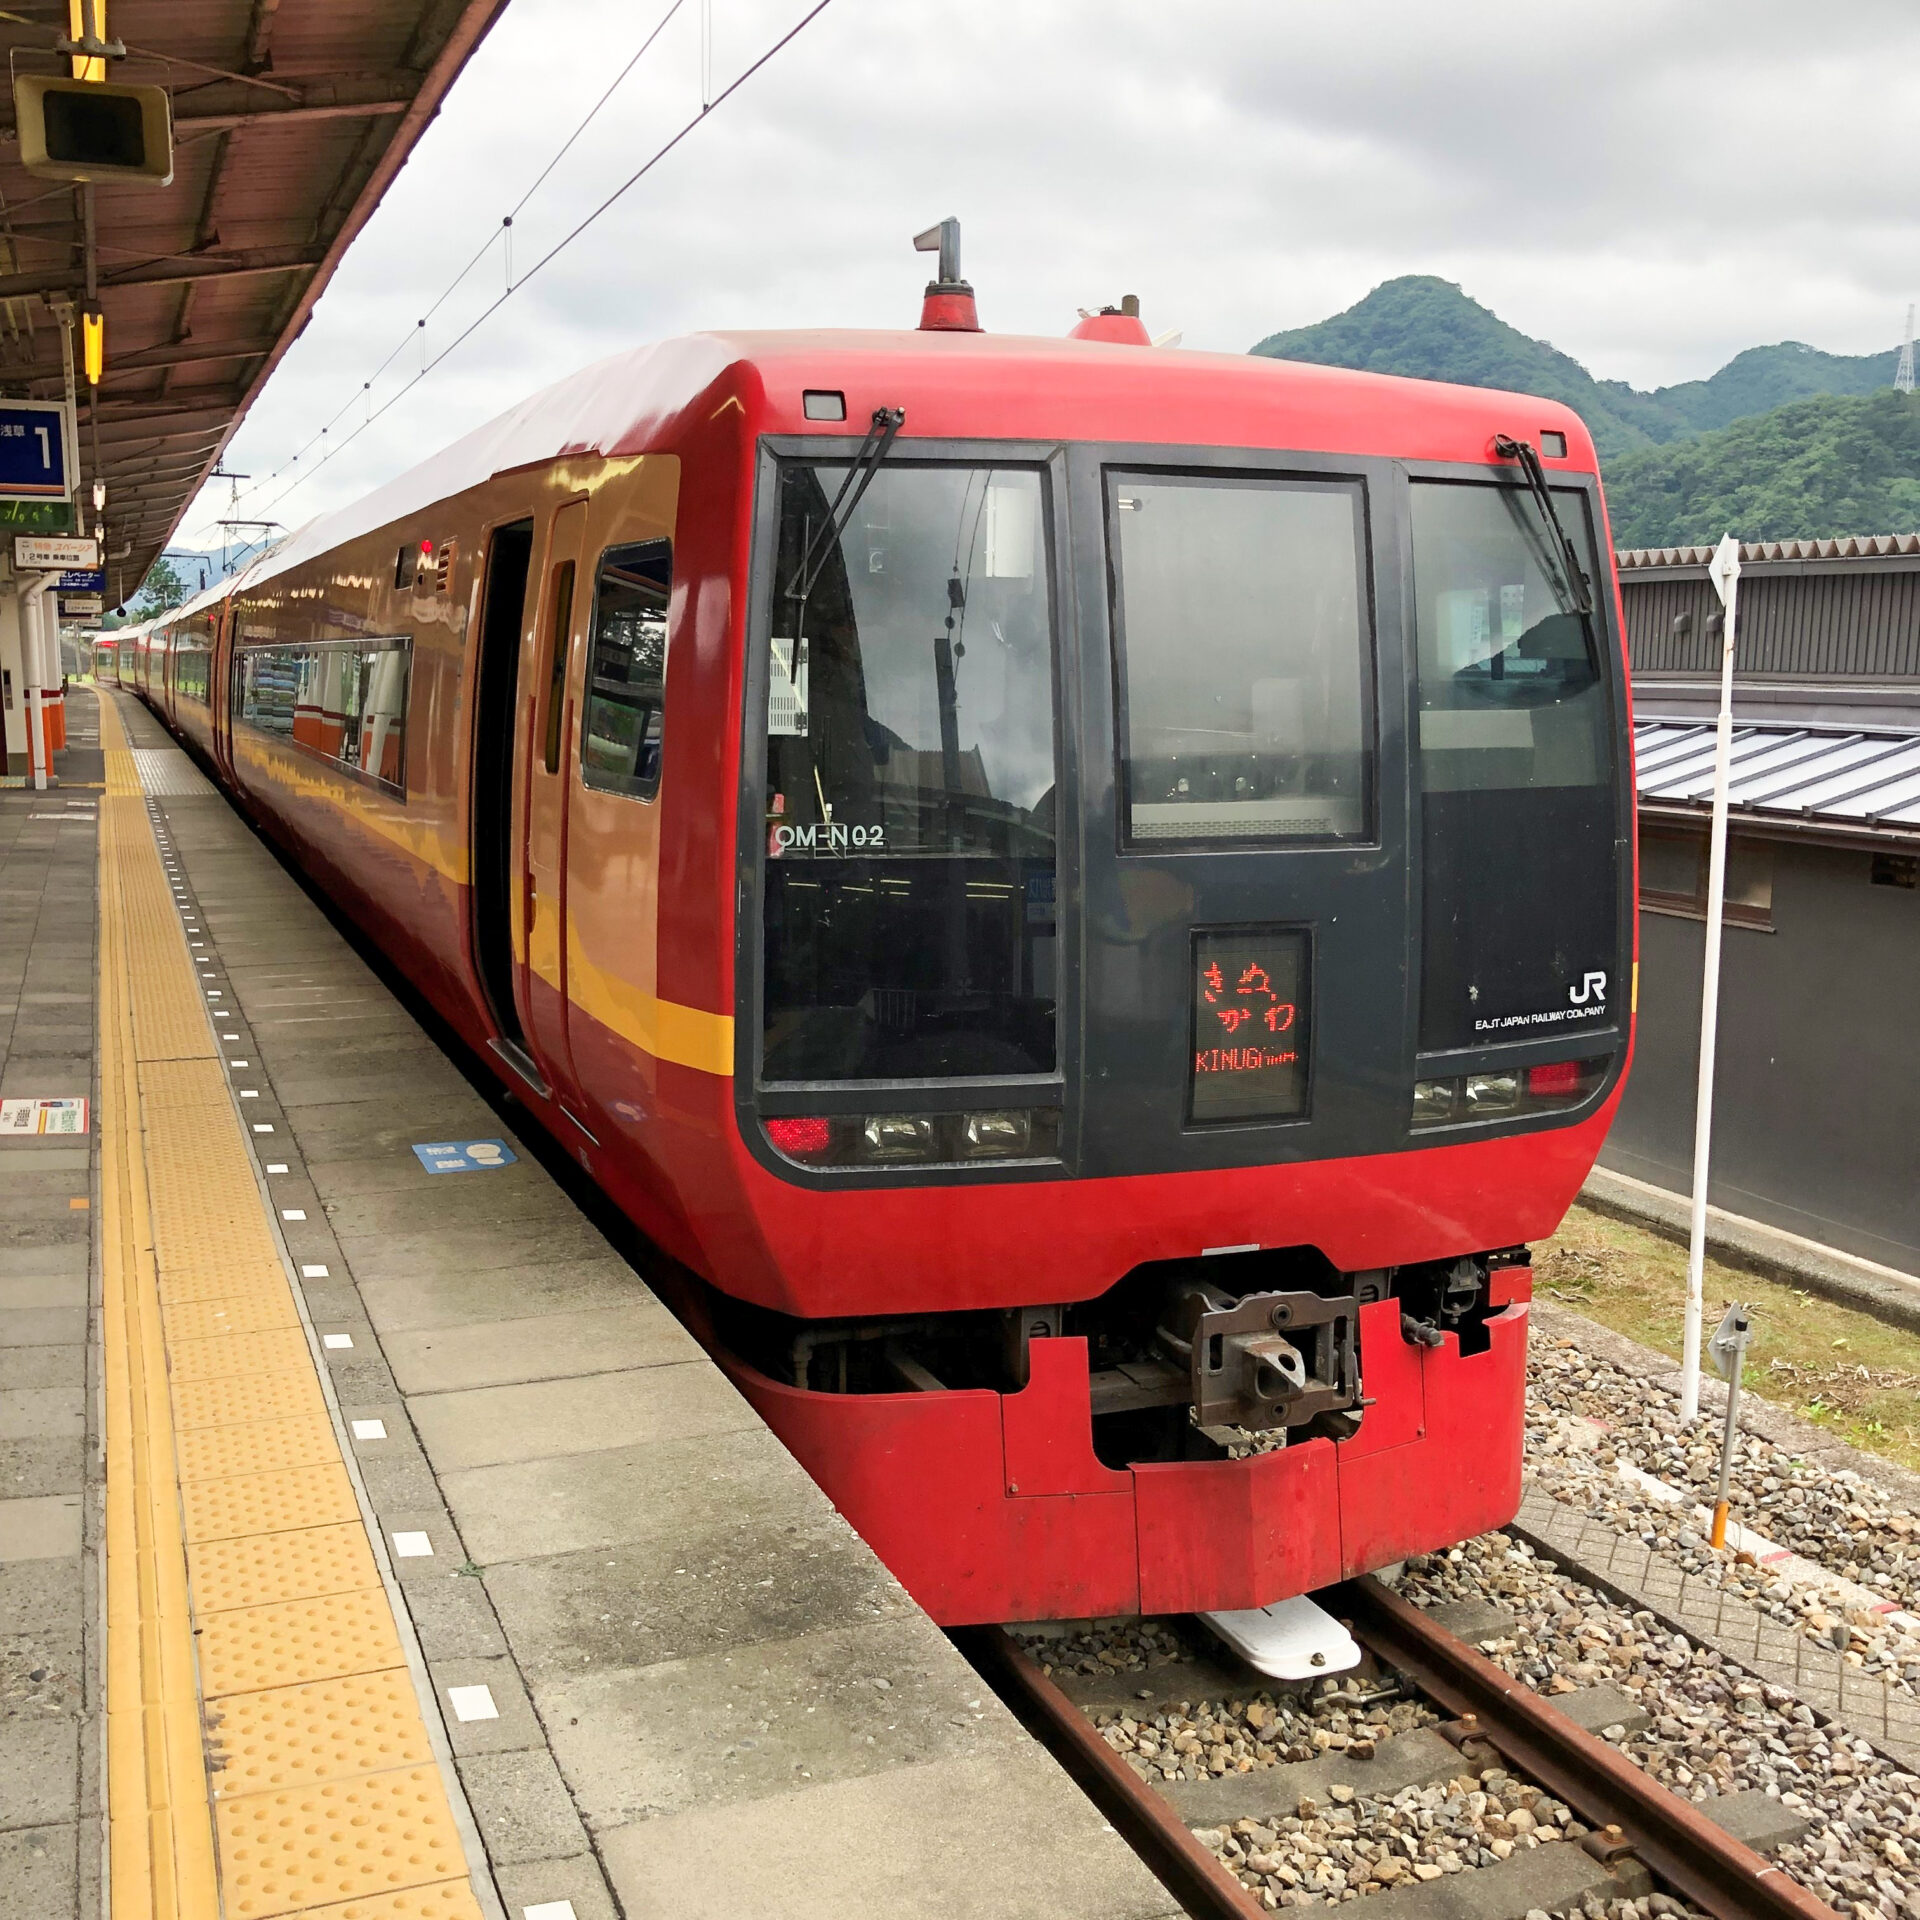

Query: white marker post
<box><xmin>1680</xmin><ymin>533</ymin><xmax>1742</xmax><ymax>1423</ymax></box>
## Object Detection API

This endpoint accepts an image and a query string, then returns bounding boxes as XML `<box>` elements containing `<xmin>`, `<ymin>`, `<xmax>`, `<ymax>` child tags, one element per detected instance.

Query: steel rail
<box><xmin>957</xmin><ymin>1627</ymin><xmax>1267</xmax><ymax>1920</ymax></box>
<box><xmin>1336</xmin><ymin>1575</ymin><xmax>1842</xmax><ymax>1920</ymax></box>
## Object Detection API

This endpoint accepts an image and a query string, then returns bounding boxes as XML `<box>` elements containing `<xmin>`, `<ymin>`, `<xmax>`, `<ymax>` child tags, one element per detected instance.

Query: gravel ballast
<box><xmin>1011</xmin><ymin>1308</ymin><xmax>1920</xmax><ymax>1914</ymax></box>
<box><xmin>1527</xmin><ymin>1333</ymin><xmax>1920</xmax><ymax>1697</ymax></box>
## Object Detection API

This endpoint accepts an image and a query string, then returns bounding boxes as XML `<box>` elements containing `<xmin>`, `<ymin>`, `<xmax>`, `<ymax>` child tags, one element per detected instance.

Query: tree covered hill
<box><xmin>1250</xmin><ymin>276</ymin><xmax>1902</xmax><ymax>461</ymax></box>
<box><xmin>1250</xmin><ymin>276</ymin><xmax>1916</xmax><ymax>545</ymax></box>
<box><xmin>1602</xmin><ymin>389</ymin><xmax>1920</xmax><ymax>551</ymax></box>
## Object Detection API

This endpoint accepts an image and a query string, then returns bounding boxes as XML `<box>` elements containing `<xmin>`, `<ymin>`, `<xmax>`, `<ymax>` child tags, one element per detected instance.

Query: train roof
<box><xmin>215</xmin><ymin>327</ymin><xmax>1604</xmax><ymax>598</ymax></box>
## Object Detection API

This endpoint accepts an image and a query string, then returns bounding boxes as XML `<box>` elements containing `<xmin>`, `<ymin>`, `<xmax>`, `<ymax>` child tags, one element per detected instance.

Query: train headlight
<box><xmin>1411</xmin><ymin>1078</ymin><xmax>1456</xmax><ymax>1126</ymax></box>
<box><xmin>962</xmin><ymin>1110</ymin><xmax>1031</xmax><ymax>1156</ymax></box>
<box><xmin>762</xmin><ymin>1106</ymin><xmax>1061</xmax><ymax>1168</ymax></box>
<box><xmin>1464</xmin><ymin>1072</ymin><xmax>1520</xmax><ymax>1114</ymax></box>
<box><xmin>861</xmin><ymin>1115</ymin><xmax>937</xmax><ymax>1161</ymax></box>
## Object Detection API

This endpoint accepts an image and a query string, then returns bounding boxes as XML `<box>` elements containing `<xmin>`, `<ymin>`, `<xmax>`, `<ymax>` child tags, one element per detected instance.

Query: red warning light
<box><xmin>765</xmin><ymin>1115</ymin><xmax>831</xmax><ymax>1158</ymax></box>
<box><xmin>1526</xmin><ymin>1060</ymin><xmax>1584</xmax><ymax>1098</ymax></box>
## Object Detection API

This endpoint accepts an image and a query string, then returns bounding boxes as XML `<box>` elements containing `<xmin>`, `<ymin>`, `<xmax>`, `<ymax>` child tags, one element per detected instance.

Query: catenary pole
<box><xmin>1680</xmin><ymin>532</ymin><xmax>1742</xmax><ymax>1423</ymax></box>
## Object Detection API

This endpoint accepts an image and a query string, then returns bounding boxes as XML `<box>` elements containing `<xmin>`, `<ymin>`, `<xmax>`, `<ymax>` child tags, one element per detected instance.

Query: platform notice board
<box><xmin>1</xmin><ymin>1096</ymin><xmax>89</xmax><ymax>1135</ymax></box>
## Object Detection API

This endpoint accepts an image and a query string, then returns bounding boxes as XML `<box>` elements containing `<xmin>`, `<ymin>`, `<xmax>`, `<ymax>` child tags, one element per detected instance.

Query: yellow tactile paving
<box><xmin>172</xmin><ymin>1366</ymin><xmax>330</xmax><ymax>1430</ymax></box>
<box><xmin>215</xmin><ymin>1767</ymin><xmax>472</xmax><ymax>1919</ymax></box>
<box><xmin>190</xmin><ymin>1524</ymin><xmax>383</xmax><ymax>1615</ymax></box>
<box><xmin>168</xmin><ymin>1325</ymin><xmax>328</xmax><ymax>1381</ymax></box>
<box><xmin>160</xmin><ymin>1259</ymin><xmax>307</xmax><ymax>1307</ymax></box>
<box><xmin>209</xmin><ymin>1670</ymin><xmax>435</xmax><ymax>1800</ymax></box>
<box><xmin>297</xmin><ymin>1881</ymin><xmax>486</xmax><ymax>1920</ymax></box>
<box><xmin>181</xmin><ymin>1461</ymin><xmax>364</xmax><ymax>1545</ymax></box>
<box><xmin>163</xmin><ymin>1290</ymin><xmax>304</xmax><ymax>1342</ymax></box>
<box><xmin>177</xmin><ymin>1414</ymin><xmax>345</xmax><ymax>1482</ymax></box>
<box><xmin>95</xmin><ymin>694</ymin><xmax>484</xmax><ymax>1920</ymax></box>
<box><xmin>99</xmin><ymin>725</ymin><xmax>221</xmax><ymax>1918</ymax></box>
<box><xmin>196</xmin><ymin>1589</ymin><xmax>409</xmax><ymax>1700</ymax></box>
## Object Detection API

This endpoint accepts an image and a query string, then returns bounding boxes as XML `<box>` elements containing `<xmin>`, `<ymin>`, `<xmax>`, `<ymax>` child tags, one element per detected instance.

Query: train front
<box><xmin>694</xmin><ymin>318</ymin><xmax>1634</xmax><ymax>1627</ymax></box>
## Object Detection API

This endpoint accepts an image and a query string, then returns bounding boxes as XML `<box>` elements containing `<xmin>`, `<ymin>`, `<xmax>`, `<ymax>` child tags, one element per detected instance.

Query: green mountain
<box><xmin>1601</xmin><ymin>389</ymin><xmax>1920</xmax><ymax>551</ymax></box>
<box><xmin>1250</xmin><ymin>276</ymin><xmax>1917</xmax><ymax>545</ymax></box>
<box><xmin>1250</xmin><ymin>276</ymin><xmax>1902</xmax><ymax>461</ymax></box>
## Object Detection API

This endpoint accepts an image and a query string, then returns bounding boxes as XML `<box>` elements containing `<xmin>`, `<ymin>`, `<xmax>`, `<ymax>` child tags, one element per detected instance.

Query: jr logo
<box><xmin>1568</xmin><ymin>970</ymin><xmax>1608</xmax><ymax>1006</ymax></box>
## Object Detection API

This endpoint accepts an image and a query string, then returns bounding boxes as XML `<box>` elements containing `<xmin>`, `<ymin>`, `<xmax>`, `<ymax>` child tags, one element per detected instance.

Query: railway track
<box><xmin>961</xmin><ymin>1576</ymin><xmax>1843</xmax><ymax>1920</ymax></box>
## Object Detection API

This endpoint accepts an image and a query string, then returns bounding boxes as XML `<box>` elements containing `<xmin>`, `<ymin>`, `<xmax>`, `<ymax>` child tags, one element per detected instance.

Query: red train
<box><xmin>114</xmin><ymin>229</ymin><xmax>1636</xmax><ymax>1625</ymax></box>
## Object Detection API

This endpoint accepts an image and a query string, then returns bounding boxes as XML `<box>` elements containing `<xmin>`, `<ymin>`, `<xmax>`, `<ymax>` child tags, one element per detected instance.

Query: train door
<box><xmin>211</xmin><ymin>602</ymin><xmax>235</xmax><ymax>782</ymax></box>
<box><xmin>471</xmin><ymin>518</ymin><xmax>537</xmax><ymax>1075</ymax></box>
<box><xmin>521</xmin><ymin>500</ymin><xmax>588</xmax><ymax>1107</ymax></box>
<box><xmin>1068</xmin><ymin>452</ymin><xmax>1413</xmax><ymax>1184</ymax></box>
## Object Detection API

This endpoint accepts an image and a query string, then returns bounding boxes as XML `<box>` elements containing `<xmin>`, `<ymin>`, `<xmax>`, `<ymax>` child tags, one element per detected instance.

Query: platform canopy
<box><xmin>0</xmin><ymin>0</ymin><xmax>510</xmax><ymax>608</ymax></box>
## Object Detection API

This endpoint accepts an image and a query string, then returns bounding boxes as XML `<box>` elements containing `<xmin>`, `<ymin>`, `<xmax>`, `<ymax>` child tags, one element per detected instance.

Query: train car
<box><xmin>160</xmin><ymin>596</ymin><xmax>222</xmax><ymax>766</ymax></box>
<box><xmin>128</xmin><ymin>232</ymin><xmax>1636</xmax><ymax>1626</ymax></box>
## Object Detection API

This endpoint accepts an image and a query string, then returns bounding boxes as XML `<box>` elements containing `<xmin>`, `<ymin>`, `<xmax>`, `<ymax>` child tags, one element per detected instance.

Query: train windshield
<box><xmin>759</xmin><ymin>462</ymin><xmax>1057</xmax><ymax>1082</ymax></box>
<box><xmin>1109</xmin><ymin>472</ymin><xmax>1371</xmax><ymax>843</ymax></box>
<box><xmin>1411</xmin><ymin>479</ymin><xmax>1620</xmax><ymax>1052</ymax></box>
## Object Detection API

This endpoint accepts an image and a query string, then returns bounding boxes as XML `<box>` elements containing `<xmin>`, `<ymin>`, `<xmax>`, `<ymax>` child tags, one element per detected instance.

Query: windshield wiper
<box><xmin>1493</xmin><ymin>432</ymin><xmax>1593</xmax><ymax>618</ymax></box>
<box><xmin>782</xmin><ymin>405</ymin><xmax>906</xmax><ymax>610</ymax></box>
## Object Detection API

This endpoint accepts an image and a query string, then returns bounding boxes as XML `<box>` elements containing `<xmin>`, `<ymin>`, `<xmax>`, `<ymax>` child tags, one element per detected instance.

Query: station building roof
<box><xmin>0</xmin><ymin>0</ymin><xmax>509</xmax><ymax>609</ymax></box>
<box><xmin>1635</xmin><ymin>718</ymin><xmax>1920</xmax><ymax>849</ymax></box>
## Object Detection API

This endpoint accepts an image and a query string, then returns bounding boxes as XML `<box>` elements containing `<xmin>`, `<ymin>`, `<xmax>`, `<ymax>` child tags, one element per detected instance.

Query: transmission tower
<box><xmin>1899</xmin><ymin>304</ymin><xmax>1916</xmax><ymax>396</ymax></box>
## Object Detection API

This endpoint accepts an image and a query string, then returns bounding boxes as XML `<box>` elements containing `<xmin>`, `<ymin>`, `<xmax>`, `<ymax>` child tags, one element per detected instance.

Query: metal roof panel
<box><xmin>1634</xmin><ymin>718</ymin><xmax>1920</xmax><ymax>837</ymax></box>
<box><xmin>0</xmin><ymin>0</ymin><xmax>511</xmax><ymax>606</ymax></box>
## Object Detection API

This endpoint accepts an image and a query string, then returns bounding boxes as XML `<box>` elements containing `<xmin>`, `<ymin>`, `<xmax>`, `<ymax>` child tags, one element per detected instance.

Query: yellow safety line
<box><xmin>97</xmin><ymin>694</ymin><xmax>484</xmax><ymax>1920</ymax></box>
<box><xmin>101</xmin><ymin>694</ymin><xmax>221</xmax><ymax>1920</ymax></box>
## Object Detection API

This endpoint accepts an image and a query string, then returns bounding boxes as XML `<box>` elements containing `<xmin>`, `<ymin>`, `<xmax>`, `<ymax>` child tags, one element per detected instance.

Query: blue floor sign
<box><xmin>412</xmin><ymin>1138</ymin><xmax>518</xmax><ymax>1174</ymax></box>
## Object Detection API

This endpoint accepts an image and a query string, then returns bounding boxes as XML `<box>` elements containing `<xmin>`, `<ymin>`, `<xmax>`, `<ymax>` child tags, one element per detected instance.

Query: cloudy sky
<box><xmin>179</xmin><ymin>0</ymin><xmax>1920</xmax><ymax>549</ymax></box>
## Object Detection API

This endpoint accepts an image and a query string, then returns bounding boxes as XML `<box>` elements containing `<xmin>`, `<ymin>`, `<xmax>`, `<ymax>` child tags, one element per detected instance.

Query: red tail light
<box><xmin>765</xmin><ymin>1116</ymin><xmax>831</xmax><ymax>1157</ymax></box>
<box><xmin>1527</xmin><ymin>1060</ymin><xmax>1583</xmax><ymax>1097</ymax></box>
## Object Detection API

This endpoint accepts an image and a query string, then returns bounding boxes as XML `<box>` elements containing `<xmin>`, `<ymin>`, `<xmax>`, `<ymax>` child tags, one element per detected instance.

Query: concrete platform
<box><xmin>0</xmin><ymin>711</ymin><xmax>101</xmax><ymax>1920</ymax></box>
<box><xmin>55</xmin><ymin>689</ymin><xmax>1175</xmax><ymax>1920</ymax></box>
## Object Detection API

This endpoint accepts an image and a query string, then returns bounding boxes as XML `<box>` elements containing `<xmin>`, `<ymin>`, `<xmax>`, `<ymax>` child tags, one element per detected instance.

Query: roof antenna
<box><xmin>914</xmin><ymin>218</ymin><xmax>979</xmax><ymax>333</ymax></box>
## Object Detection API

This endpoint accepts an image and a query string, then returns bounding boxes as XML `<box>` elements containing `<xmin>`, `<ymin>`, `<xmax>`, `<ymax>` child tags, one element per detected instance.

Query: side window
<box><xmin>233</xmin><ymin>637</ymin><xmax>413</xmax><ymax>794</ymax></box>
<box><xmin>540</xmin><ymin>559</ymin><xmax>575</xmax><ymax>775</ymax></box>
<box><xmin>581</xmin><ymin>539</ymin><xmax>671</xmax><ymax>801</ymax></box>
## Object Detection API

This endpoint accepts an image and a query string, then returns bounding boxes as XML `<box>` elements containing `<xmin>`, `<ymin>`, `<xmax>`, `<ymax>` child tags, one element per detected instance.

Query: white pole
<box><xmin>22</xmin><ymin>578</ymin><xmax>49</xmax><ymax>791</ymax></box>
<box><xmin>1681</xmin><ymin>532</ymin><xmax>1742</xmax><ymax>1423</ymax></box>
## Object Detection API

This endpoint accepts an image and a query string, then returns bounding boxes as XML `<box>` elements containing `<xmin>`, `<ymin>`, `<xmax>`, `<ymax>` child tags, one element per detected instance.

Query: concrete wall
<box><xmin>1602</xmin><ymin>831</ymin><xmax>1920</xmax><ymax>1274</ymax></box>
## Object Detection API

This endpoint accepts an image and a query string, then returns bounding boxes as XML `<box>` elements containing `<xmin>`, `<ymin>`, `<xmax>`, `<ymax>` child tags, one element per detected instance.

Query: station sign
<box><xmin>59</xmin><ymin>593</ymin><xmax>104</xmax><ymax>616</ymax></box>
<box><xmin>15</xmin><ymin>533</ymin><xmax>98</xmax><ymax>570</ymax></box>
<box><xmin>0</xmin><ymin>400</ymin><xmax>72</xmax><ymax>500</ymax></box>
<box><xmin>56</xmin><ymin>567</ymin><xmax>104</xmax><ymax>591</ymax></box>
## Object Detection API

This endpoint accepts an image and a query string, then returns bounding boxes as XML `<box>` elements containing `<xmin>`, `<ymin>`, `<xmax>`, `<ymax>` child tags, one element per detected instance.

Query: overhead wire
<box><xmin>205</xmin><ymin>0</ymin><xmax>692</xmax><ymax>530</ymax></box>
<box><xmin>192</xmin><ymin>0</ymin><xmax>831</xmax><ymax>545</ymax></box>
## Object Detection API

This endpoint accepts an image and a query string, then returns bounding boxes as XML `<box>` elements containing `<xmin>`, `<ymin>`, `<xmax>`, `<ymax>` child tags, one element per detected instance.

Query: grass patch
<box><xmin>1534</xmin><ymin>1205</ymin><xmax>1920</xmax><ymax>1474</ymax></box>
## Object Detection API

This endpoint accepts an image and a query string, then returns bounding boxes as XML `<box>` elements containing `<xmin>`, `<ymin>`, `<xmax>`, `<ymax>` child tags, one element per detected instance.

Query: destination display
<box><xmin>1189</xmin><ymin>926</ymin><xmax>1311</xmax><ymax>1123</ymax></box>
